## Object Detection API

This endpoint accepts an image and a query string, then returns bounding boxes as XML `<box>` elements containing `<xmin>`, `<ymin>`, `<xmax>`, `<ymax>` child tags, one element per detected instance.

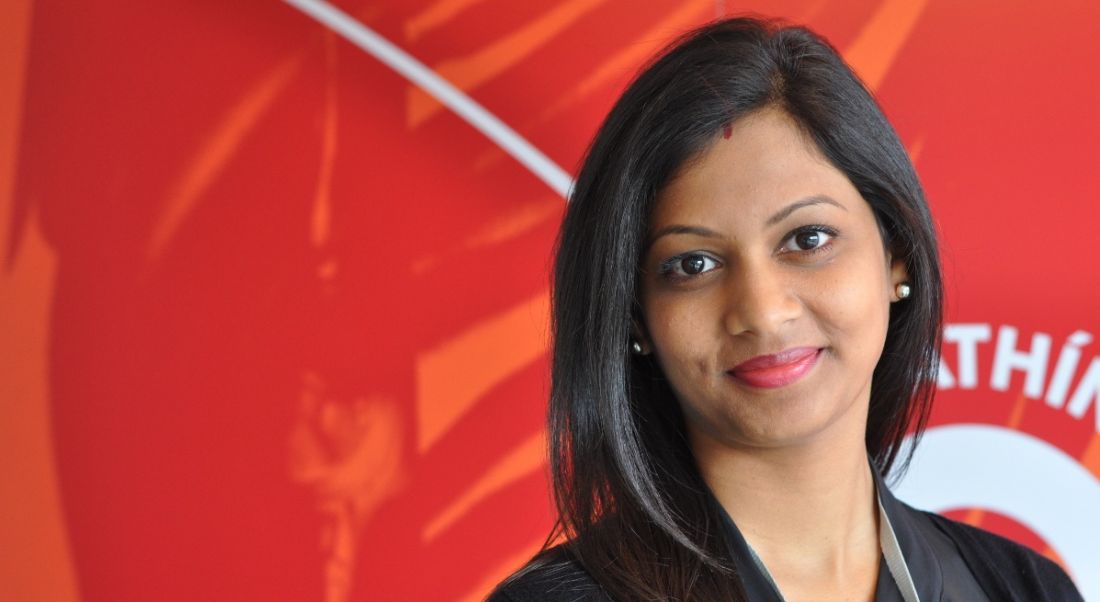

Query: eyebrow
<box><xmin>648</xmin><ymin>195</ymin><xmax>847</xmax><ymax>245</ymax></box>
<box><xmin>648</xmin><ymin>224</ymin><xmax>724</xmax><ymax>243</ymax></box>
<box><xmin>765</xmin><ymin>195</ymin><xmax>846</xmax><ymax>226</ymax></box>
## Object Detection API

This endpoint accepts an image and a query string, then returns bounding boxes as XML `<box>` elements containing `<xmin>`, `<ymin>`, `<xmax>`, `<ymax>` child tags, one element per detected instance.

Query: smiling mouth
<box><xmin>728</xmin><ymin>347</ymin><xmax>823</xmax><ymax>389</ymax></box>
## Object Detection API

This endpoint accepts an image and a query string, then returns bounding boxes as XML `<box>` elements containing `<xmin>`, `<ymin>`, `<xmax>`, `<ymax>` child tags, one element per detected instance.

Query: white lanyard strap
<box><xmin>879</xmin><ymin>496</ymin><xmax>921</xmax><ymax>602</ymax></box>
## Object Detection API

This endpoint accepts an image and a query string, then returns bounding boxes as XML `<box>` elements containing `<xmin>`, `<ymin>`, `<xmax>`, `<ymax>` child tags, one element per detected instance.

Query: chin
<box><xmin>725</xmin><ymin>396</ymin><xmax>861</xmax><ymax>450</ymax></box>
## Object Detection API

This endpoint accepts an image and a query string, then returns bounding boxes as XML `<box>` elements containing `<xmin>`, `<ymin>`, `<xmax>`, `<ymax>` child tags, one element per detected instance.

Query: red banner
<box><xmin>2</xmin><ymin>1</ymin><xmax>1097</xmax><ymax>600</ymax></box>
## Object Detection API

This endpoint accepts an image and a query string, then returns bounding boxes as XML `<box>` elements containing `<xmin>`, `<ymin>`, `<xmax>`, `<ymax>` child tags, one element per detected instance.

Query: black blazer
<box><xmin>489</xmin><ymin>474</ymin><xmax>1083</xmax><ymax>601</ymax></box>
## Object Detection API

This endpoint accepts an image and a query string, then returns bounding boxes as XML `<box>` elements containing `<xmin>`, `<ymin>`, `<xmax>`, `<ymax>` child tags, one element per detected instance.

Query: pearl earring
<box><xmin>895</xmin><ymin>282</ymin><xmax>912</xmax><ymax>300</ymax></box>
<box><xmin>631</xmin><ymin>340</ymin><xmax>644</xmax><ymax>354</ymax></box>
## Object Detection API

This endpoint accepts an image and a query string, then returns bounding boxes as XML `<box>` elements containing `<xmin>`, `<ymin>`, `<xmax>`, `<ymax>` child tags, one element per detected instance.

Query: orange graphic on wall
<box><xmin>3</xmin><ymin>0</ymin><xmax>1099</xmax><ymax>600</ymax></box>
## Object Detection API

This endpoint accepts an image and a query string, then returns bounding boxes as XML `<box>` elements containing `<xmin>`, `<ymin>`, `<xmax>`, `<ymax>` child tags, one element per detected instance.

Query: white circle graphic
<box><xmin>894</xmin><ymin>424</ymin><xmax>1099</xmax><ymax>599</ymax></box>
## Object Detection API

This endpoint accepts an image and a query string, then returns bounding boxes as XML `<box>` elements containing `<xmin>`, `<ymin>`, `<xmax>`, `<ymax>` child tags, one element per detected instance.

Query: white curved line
<box><xmin>895</xmin><ymin>424</ymin><xmax>1100</xmax><ymax>599</ymax></box>
<box><xmin>284</xmin><ymin>0</ymin><xmax>575</xmax><ymax>199</ymax></box>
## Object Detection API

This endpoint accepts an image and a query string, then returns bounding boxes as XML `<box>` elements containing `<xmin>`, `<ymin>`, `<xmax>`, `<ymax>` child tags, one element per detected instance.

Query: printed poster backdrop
<box><xmin>1</xmin><ymin>0</ymin><xmax>1098</xmax><ymax>600</ymax></box>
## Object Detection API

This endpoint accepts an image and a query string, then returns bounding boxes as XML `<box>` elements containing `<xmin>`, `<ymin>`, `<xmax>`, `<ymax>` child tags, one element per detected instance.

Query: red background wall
<box><xmin>1</xmin><ymin>1</ymin><xmax>1097</xmax><ymax>600</ymax></box>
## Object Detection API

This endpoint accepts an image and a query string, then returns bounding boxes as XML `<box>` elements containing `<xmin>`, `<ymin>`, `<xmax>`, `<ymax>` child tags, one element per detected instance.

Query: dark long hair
<box><xmin>541</xmin><ymin>16</ymin><xmax>941</xmax><ymax>600</ymax></box>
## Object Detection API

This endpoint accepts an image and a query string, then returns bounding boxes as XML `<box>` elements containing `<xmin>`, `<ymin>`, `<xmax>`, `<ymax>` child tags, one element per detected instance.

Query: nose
<box><xmin>723</xmin><ymin>260</ymin><xmax>802</xmax><ymax>338</ymax></box>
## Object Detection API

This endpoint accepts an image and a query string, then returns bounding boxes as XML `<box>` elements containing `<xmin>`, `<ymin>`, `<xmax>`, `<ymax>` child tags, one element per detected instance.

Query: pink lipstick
<box><xmin>728</xmin><ymin>347</ymin><xmax>822</xmax><ymax>388</ymax></box>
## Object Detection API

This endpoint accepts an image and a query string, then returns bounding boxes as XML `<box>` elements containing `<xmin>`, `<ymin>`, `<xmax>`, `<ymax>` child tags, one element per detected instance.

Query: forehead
<box><xmin>653</xmin><ymin>108</ymin><xmax>866</xmax><ymax>228</ymax></box>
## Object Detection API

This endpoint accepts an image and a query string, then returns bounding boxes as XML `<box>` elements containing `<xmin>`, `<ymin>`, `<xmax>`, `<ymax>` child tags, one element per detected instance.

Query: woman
<box><xmin>491</xmin><ymin>17</ymin><xmax>1082</xmax><ymax>601</ymax></box>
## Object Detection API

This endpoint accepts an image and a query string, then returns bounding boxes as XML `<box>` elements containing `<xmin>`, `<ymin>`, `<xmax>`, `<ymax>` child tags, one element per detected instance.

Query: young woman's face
<box><xmin>639</xmin><ymin>107</ymin><xmax>908</xmax><ymax>452</ymax></box>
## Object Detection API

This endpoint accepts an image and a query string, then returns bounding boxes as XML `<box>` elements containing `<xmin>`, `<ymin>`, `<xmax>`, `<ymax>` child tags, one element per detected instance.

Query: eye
<box><xmin>781</xmin><ymin>226</ymin><xmax>835</xmax><ymax>253</ymax></box>
<box><xmin>660</xmin><ymin>253</ymin><xmax>721</xmax><ymax>278</ymax></box>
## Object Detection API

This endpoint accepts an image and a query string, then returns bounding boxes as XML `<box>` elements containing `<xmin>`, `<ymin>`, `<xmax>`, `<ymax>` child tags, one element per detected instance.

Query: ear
<box><xmin>889</xmin><ymin>256</ymin><xmax>911</xmax><ymax>302</ymax></box>
<box><xmin>631</xmin><ymin>318</ymin><xmax>652</xmax><ymax>355</ymax></box>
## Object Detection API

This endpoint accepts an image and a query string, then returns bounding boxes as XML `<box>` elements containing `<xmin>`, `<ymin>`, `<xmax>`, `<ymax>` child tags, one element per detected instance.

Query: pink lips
<box><xmin>728</xmin><ymin>347</ymin><xmax>822</xmax><ymax>389</ymax></box>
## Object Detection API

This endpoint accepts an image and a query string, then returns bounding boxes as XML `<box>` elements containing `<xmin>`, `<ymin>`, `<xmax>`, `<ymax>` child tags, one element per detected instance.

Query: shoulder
<box><xmin>916</xmin><ymin>508</ymin><xmax>1083</xmax><ymax>601</ymax></box>
<box><xmin>487</xmin><ymin>545</ymin><xmax>610</xmax><ymax>602</ymax></box>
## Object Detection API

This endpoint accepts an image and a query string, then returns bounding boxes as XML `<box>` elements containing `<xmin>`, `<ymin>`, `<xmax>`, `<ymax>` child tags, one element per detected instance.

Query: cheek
<box><xmin>840</xmin><ymin>264</ymin><xmax>893</xmax><ymax>347</ymax></box>
<box><xmin>812</xmin><ymin>254</ymin><xmax>892</xmax><ymax>353</ymax></box>
<box><xmin>644</xmin><ymin>295</ymin><xmax>714</xmax><ymax>371</ymax></box>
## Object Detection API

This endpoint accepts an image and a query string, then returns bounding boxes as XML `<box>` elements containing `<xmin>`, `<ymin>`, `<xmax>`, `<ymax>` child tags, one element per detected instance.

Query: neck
<box><xmin>693</xmin><ymin>420</ymin><xmax>880</xmax><ymax>586</ymax></box>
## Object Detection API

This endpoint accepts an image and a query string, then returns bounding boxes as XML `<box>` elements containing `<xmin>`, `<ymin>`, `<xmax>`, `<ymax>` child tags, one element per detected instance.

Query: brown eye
<box><xmin>681</xmin><ymin>256</ymin><xmax>707</xmax><ymax>274</ymax></box>
<box><xmin>660</xmin><ymin>253</ymin><xmax>720</xmax><ymax>278</ymax></box>
<box><xmin>794</xmin><ymin>231</ymin><xmax>821</xmax><ymax>250</ymax></box>
<box><xmin>782</xmin><ymin>227</ymin><xmax>835</xmax><ymax>253</ymax></box>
